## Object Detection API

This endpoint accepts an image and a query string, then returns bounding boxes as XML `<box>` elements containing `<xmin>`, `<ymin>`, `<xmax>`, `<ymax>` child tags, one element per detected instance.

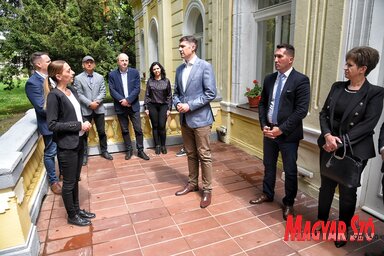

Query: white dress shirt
<box><xmin>267</xmin><ymin>67</ymin><xmax>293</xmax><ymax>124</ymax></box>
<box><xmin>182</xmin><ymin>55</ymin><xmax>197</xmax><ymax>92</ymax></box>
<box><xmin>120</xmin><ymin>71</ymin><xmax>128</xmax><ymax>97</ymax></box>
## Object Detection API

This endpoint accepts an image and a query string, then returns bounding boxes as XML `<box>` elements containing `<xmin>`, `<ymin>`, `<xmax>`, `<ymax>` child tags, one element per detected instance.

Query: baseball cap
<box><xmin>82</xmin><ymin>55</ymin><xmax>95</xmax><ymax>62</ymax></box>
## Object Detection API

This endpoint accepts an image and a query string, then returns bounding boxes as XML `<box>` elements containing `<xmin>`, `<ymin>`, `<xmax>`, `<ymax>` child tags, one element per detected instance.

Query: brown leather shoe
<box><xmin>282</xmin><ymin>205</ymin><xmax>295</xmax><ymax>220</ymax></box>
<box><xmin>51</xmin><ymin>182</ymin><xmax>62</xmax><ymax>195</ymax></box>
<box><xmin>249</xmin><ymin>194</ymin><xmax>273</xmax><ymax>204</ymax></box>
<box><xmin>175</xmin><ymin>184</ymin><xmax>199</xmax><ymax>196</ymax></box>
<box><xmin>200</xmin><ymin>190</ymin><xmax>212</xmax><ymax>208</ymax></box>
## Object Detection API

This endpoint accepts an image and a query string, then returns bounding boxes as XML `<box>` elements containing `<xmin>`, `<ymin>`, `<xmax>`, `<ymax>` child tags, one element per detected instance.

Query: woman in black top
<box><xmin>144</xmin><ymin>62</ymin><xmax>172</xmax><ymax>154</ymax></box>
<box><xmin>317</xmin><ymin>47</ymin><xmax>384</xmax><ymax>248</ymax></box>
<box><xmin>46</xmin><ymin>60</ymin><xmax>96</xmax><ymax>226</ymax></box>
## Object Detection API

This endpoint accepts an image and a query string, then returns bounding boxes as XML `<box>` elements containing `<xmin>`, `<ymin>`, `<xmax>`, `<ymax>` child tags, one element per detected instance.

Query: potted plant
<box><xmin>244</xmin><ymin>79</ymin><xmax>262</xmax><ymax>107</ymax></box>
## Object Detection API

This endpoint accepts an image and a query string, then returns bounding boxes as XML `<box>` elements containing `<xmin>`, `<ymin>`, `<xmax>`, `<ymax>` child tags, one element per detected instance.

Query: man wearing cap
<box><xmin>74</xmin><ymin>55</ymin><xmax>113</xmax><ymax>165</ymax></box>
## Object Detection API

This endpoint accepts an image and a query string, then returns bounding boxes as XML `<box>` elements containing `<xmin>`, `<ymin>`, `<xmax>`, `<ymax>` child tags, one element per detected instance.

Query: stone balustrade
<box><xmin>0</xmin><ymin>101</ymin><xmax>221</xmax><ymax>255</ymax></box>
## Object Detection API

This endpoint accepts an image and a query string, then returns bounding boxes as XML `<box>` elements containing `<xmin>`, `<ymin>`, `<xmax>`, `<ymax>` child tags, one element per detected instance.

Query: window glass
<box><xmin>281</xmin><ymin>14</ymin><xmax>290</xmax><ymax>43</ymax></box>
<box><xmin>258</xmin><ymin>0</ymin><xmax>289</xmax><ymax>9</ymax></box>
<box><xmin>258</xmin><ymin>13</ymin><xmax>291</xmax><ymax>79</ymax></box>
<box><xmin>260</xmin><ymin>18</ymin><xmax>276</xmax><ymax>78</ymax></box>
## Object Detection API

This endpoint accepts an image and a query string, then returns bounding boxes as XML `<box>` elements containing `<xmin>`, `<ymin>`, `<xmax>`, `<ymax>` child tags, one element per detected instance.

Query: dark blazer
<box><xmin>108</xmin><ymin>67</ymin><xmax>141</xmax><ymax>113</ymax></box>
<box><xmin>173</xmin><ymin>57</ymin><xmax>217</xmax><ymax>128</ymax></box>
<box><xmin>379</xmin><ymin>123</ymin><xmax>384</xmax><ymax>154</ymax></box>
<box><xmin>46</xmin><ymin>86</ymin><xmax>82</xmax><ymax>150</ymax></box>
<box><xmin>318</xmin><ymin>80</ymin><xmax>384</xmax><ymax>160</ymax></box>
<box><xmin>379</xmin><ymin>122</ymin><xmax>384</xmax><ymax>172</ymax></box>
<box><xmin>25</xmin><ymin>72</ymin><xmax>52</xmax><ymax>135</ymax></box>
<box><xmin>258</xmin><ymin>68</ymin><xmax>310</xmax><ymax>142</ymax></box>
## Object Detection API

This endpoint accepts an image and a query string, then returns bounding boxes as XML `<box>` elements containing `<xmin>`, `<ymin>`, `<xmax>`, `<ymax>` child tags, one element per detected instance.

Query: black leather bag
<box><xmin>320</xmin><ymin>134</ymin><xmax>363</xmax><ymax>188</ymax></box>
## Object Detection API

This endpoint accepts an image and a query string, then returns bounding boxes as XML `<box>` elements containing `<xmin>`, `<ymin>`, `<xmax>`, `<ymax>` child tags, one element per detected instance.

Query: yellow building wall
<box><xmin>0</xmin><ymin>138</ymin><xmax>46</xmax><ymax>250</ymax></box>
<box><xmin>130</xmin><ymin>0</ymin><xmax>348</xmax><ymax>198</ymax></box>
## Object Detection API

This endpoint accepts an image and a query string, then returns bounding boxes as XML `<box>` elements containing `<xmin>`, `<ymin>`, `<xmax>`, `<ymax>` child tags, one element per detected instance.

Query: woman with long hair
<box><xmin>144</xmin><ymin>62</ymin><xmax>172</xmax><ymax>154</ymax></box>
<box><xmin>46</xmin><ymin>60</ymin><xmax>95</xmax><ymax>226</ymax></box>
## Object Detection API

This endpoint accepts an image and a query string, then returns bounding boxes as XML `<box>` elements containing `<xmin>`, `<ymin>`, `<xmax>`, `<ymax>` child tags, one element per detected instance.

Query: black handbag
<box><xmin>320</xmin><ymin>134</ymin><xmax>363</xmax><ymax>188</ymax></box>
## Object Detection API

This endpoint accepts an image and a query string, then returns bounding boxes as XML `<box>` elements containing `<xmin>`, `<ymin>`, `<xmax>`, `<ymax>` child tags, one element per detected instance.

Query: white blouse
<box><xmin>66</xmin><ymin>91</ymin><xmax>84</xmax><ymax>136</ymax></box>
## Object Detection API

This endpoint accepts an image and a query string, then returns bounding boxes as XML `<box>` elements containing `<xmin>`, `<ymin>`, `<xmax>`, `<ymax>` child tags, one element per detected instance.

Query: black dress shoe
<box><xmin>101</xmin><ymin>151</ymin><xmax>113</xmax><ymax>160</ymax></box>
<box><xmin>155</xmin><ymin>146</ymin><xmax>161</xmax><ymax>155</ymax></box>
<box><xmin>334</xmin><ymin>226</ymin><xmax>349</xmax><ymax>248</ymax></box>
<box><xmin>67</xmin><ymin>214</ymin><xmax>91</xmax><ymax>226</ymax></box>
<box><xmin>282</xmin><ymin>205</ymin><xmax>295</xmax><ymax>220</ymax></box>
<box><xmin>161</xmin><ymin>146</ymin><xmax>167</xmax><ymax>154</ymax></box>
<box><xmin>78</xmin><ymin>209</ymin><xmax>96</xmax><ymax>219</ymax></box>
<box><xmin>334</xmin><ymin>240</ymin><xmax>347</xmax><ymax>248</ymax></box>
<box><xmin>125</xmin><ymin>150</ymin><xmax>133</xmax><ymax>160</ymax></box>
<box><xmin>82</xmin><ymin>155</ymin><xmax>88</xmax><ymax>166</ymax></box>
<box><xmin>175</xmin><ymin>184</ymin><xmax>199</xmax><ymax>196</ymax></box>
<box><xmin>249</xmin><ymin>194</ymin><xmax>273</xmax><ymax>204</ymax></box>
<box><xmin>138</xmin><ymin>150</ymin><xmax>150</xmax><ymax>160</ymax></box>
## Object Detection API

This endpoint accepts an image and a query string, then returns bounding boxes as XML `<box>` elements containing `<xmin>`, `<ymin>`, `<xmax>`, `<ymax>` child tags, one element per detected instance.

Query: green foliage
<box><xmin>0</xmin><ymin>0</ymin><xmax>135</xmax><ymax>90</ymax></box>
<box><xmin>0</xmin><ymin>79</ymin><xmax>32</xmax><ymax>120</ymax></box>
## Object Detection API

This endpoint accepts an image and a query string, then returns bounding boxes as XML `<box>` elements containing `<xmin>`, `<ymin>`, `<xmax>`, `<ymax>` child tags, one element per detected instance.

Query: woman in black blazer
<box><xmin>317</xmin><ymin>47</ymin><xmax>384</xmax><ymax>248</ymax></box>
<box><xmin>46</xmin><ymin>60</ymin><xmax>95</xmax><ymax>226</ymax></box>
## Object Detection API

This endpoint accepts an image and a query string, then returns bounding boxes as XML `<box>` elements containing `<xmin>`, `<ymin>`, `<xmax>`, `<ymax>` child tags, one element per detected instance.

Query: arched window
<box><xmin>139</xmin><ymin>30</ymin><xmax>146</xmax><ymax>79</ymax></box>
<box><xmin>148</xmin><ymin>18</ymin><xmax>159</xmax><ymax>66</ymax></box>
<box><xmin>184</xmin><ymin>1</ymin><xmax>205</xmax><ymax>58</ymax></box>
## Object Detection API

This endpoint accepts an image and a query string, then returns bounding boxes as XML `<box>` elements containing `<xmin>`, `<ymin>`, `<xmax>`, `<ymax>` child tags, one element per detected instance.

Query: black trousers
<box><xmin>147</xmin><ymin>103</ymin><xmax>168</xmax><ymax>147</ymax></box>
<box><xmin>262</xmin><ymin>137</ymin><xmax>299</xmax><ymax>206</ymax></box>
<box><xmin>83</xmin><ymin>113</ymin><xmax>108</xmax><ymax>154</ymax></box>
<box><xmin>382</xmin><ymin>174</ymin><xmax>384</xmax><ymax>205</ymax></box>
<box><xmin>318</xmin><ymin>158</ymin><xmax>367</xmax><ymax>227</ymax></box>
<box><xmin>117</xmin><ymin>108</ymin><xmax>144</xmax><ymax>151</ymax></box>
<box><xmin>57</xmin><ymin>137</ymin><xmax>84</xmax><ymax>218</ymax></box>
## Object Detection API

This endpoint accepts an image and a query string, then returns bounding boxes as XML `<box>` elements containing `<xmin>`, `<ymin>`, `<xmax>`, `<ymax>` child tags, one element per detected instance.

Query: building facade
<box><xmin>130</xmin><ymin>0</ymin><xmax>384</xmax><ymax>220</ymax></box>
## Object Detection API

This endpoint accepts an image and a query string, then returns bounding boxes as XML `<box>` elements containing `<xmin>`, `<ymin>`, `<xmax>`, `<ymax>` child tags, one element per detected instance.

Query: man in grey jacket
<box><xmin>173</xmin><ymin>35</ymin><xmax>217</xmax><ymax>208</ymax></box>
<box><xmin>74</xmin><ymin>56</ymin><xmax>113</xmax><ymax>165</ymax></box>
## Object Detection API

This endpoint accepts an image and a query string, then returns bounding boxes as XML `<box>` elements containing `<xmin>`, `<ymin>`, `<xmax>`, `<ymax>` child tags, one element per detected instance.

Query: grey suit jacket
<box><xmin>173</xmin><ymin>57</ymin><xmax>217</xmax><ymax>128</ymax></box>
<box><xmin>74</xmin><ymin>71</ymin><xmax>106</xmax><ymax>116</ymax></box>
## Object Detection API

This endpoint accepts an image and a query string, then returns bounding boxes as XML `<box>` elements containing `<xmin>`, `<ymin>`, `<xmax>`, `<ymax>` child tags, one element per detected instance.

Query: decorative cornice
<box><xmin>133</xmin><ymin>9</ymin><xmax>144</xmax><ymax>21</ymax></box>
<box><xmin>142</xmin><ymin>0</ymin><xmax>151</xmax><ymax>6</ymax></box>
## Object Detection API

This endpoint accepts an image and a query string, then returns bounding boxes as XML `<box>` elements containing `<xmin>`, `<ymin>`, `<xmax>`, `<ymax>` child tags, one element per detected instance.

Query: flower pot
<box><xmin>247</xmin><ymin>96</ymin><xmax>261</xmax><ymax>108</ymax></box>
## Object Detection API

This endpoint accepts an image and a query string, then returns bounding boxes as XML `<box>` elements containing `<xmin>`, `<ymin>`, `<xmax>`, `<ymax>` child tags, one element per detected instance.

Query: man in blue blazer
<box><xmin>25</xmin><ymin>52</ymin><xmax>62</xmax><ymax>194</ymax></box>
<box><xmin>173</xmin><ymin>35</ymin><xmax>217</xmax><ymax>208</ymax></box>
<box><xmin>250</xmin><ymin>44</ymin><xmax>310</xmax><ymax>220</ymax></box>
<box><xmin>74</xmin><ymin>55</ymin><xmax>113</xmax><ymax>165</ymax></box>
<box><xmin>108</xmin><ymin>53</ymin><xmax>149</xmax><ymax>160</ymax></box>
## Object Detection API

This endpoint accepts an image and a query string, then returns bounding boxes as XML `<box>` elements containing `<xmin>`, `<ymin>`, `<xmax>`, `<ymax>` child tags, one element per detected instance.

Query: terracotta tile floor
<box><xmin>37</xmin><ymin>143</ymin><xmax>384</xmax><ymax>256</ymax></box>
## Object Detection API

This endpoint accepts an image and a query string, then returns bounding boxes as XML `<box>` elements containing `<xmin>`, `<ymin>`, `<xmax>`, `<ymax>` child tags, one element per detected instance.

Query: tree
<box><xmin>0</xmin><ymin>0</ymin><xmax>135</xmax><ymax>90</ymax></box>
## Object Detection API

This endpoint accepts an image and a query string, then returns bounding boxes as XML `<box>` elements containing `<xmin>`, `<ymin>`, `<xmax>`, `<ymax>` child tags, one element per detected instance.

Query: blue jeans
<box><xmin>43</xmin><ymin>135</ymin><xmax>59</xmax><ymax>184</ymax></box>
<box><xmin>262</xmin><ymin>137</ymin><xmax>299</xmax><ymax>206</ymax></box>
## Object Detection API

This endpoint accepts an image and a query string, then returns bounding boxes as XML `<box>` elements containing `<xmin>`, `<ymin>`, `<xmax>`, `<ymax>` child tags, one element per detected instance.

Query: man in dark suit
<box><xmin>108</xmin><ymin>53</ymin><xmax>149</xmax><ymax>160</ymax></box>
<box><xmin>379</xmin><ymin>122</ymin><xmax>384</xmax><ymax>205</ymax></box>
<box><xmin>173</xmin><ymin>35</ymin><xmax>217</xmax><ymax>208</ymax></box>
<box><xmin>25</xmin><ymin>52</ymin><xmax>62</xmax><ymax>194</ymax></box>
<box><xmin>250</xmin><ymin>44</ymin><xmax>310</xmax><ymax>220</ymax></box>
<box><xmin>74</xmin><ymin>55</ymin><xmax>113</xmax><ymax>165</ymax></box>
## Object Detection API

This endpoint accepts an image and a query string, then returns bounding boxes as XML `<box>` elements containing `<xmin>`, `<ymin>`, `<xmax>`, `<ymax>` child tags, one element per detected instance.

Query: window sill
<box><xmin>237</xmin><ymin>103</ymin><xmax>259</xmax><ymax>113</ymax></box>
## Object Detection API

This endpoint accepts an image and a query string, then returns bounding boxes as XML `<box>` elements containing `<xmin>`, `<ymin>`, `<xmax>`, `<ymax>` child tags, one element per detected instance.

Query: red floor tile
<box><xmin>36</xmin><ymin>143</ymin><xmax>384</xmax><ymax>256</ymax></box>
